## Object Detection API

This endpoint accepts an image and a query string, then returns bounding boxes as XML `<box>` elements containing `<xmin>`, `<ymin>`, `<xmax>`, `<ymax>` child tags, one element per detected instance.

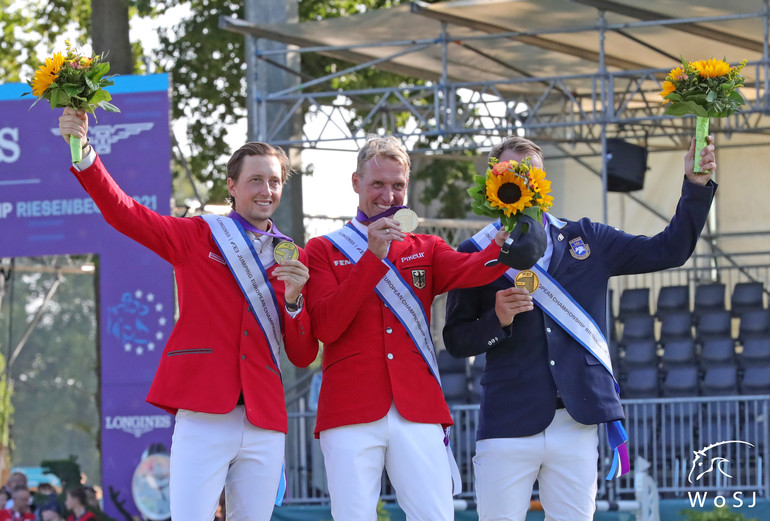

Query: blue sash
<box><xmin>202</xmin><ymin>214</ymin><xmax>287</xmax><ymax>503</ymax></box>
<box><xmin>471</xmin><ymin>221</ymin><xmax>630</xmax><ymax>480</ymax></box>
<box><xmin>324</xmin><ymin>222</ymin><xmax>463</xmax><ymax>495</ymax></box>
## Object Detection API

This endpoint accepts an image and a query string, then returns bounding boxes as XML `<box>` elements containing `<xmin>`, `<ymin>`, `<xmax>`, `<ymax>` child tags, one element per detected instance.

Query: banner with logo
<box><xmin>0</xmin><ymin>75</ymin><xmax>174</xmax><ymax>519</ymax></box>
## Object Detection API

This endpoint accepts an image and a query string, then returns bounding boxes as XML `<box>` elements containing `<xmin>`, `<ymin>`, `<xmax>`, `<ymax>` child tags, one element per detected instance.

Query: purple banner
<box><xmin>0</xmin><ymin>74</ymin><xmax>174</xmax><ymax>519</ymax></box>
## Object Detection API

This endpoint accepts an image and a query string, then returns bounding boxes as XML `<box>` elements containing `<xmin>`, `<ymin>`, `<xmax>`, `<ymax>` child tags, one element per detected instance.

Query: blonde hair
<box><xmin>355</xmin><ymin>135</ymin><xmax>410</xmax><ymax>177</ymax></box>
<box><xmin>488</xmin><ymin>136</ymin><xmax>544</xmax><ymax>164</ymax></box>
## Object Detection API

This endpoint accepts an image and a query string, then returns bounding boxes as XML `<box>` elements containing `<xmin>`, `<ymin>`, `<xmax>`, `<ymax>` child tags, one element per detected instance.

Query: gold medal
<box><xmin>274</xmin><ymin>241</ymin><xmax>299</xmax><ymax>265</ymax></box>
<box><xmin>393</xmin><ymin>208</ymin><xmax>419</xmax><ymax>233</ymax></box>
<box><xmin>514</xmin><ymin>269</ymin><xmax>539</xmax><ymax>293</ymax></box>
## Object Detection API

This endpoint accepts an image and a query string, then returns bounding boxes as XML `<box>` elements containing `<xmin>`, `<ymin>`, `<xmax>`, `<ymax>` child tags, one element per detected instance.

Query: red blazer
<box><xmin>67</xmin><ymin>512</ymin><xmax>96</xmax><ymax>521</ymax></box>
<box><xmin>306</xmin><ymin>228</ymin><xmax>506</xmax><ymax>435</ymax></box>
<box><xmin>71</xmin><ymin>156</ymin><xmax>318</xmax><ymax>433</ymax></box>
<box><xmin>0</xmin><ymin>510</ymin><xmax>35</xmax><ymax>521</ymax></box>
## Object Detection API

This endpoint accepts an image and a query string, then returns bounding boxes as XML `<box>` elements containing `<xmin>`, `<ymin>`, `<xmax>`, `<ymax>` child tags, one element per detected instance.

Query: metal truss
<box><xmin>231</xmin><ymin>5</ymin><xmax>770</xmax><ymax>153</ymax></box>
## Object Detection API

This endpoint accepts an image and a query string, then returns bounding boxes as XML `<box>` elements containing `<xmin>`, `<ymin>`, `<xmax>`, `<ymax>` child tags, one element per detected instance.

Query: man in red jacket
<box><xmin>0</xmin><ymin>487</ymin><xmax>35</xmax><ymax>521</ymax></box>
<box><xmin>304</xmin><ymin>135</ymin><xmax>509</xmax><ymax>521</ymax></box>
<box><xmin>59</xmin><ymin>108</ymin><xmax>318</xmax><ymax>521</ymax></box>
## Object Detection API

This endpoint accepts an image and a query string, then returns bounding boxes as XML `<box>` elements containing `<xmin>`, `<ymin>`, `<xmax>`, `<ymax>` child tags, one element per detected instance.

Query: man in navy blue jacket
<box><xmin>443</xmin><ymin>135</ymin><xmax>717</xmax><ymax>521</ymax></box>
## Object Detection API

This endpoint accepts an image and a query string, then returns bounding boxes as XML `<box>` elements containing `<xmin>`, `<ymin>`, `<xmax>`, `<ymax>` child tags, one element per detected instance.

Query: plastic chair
<box><xmin>730</xmin><ymin>281</ymin><xmax>765</xmax><ymax>317</ymax></box>
<box><xmin>661</xmin><ymin>366</ymin><xmax>699</xmax><ymax>397</ymax></box>
<box><xmin>441</xmin><ymin>373</ymin><xmax>470</xmax><ymax>405</ymax></box>
<box><xmin>693</xmin><ymin>283</ymin><xmax>726</xmax><ymax>320</ymax></box>
<box><xmin>660</xmin><ymin>338</ymin><xmax>697</xmax><ymax>369</ymax></box>
<box><xmin>700</xmin><ymin>337</ymin><xmax>736</xmax><ymax>368</ymax></box>
<box><xmin>701</xmin><ymin>365</ymin><xmax>739</xmax><ymax>396</ymax></box>
<box><xmin>656</xmin><ymin>285</ymin><xmax>690</xmax><ymax>319</ymax></box>
<box><xmin>694</xmin><ymin>310</ymin><xmax>732</xmax><ymax>343</ymax></box>
<box><xmin>741</xmin><ymin>365</ymin><xmax>770</xmax><ymax>395</ymax></box>
<box><xmin>438</xmin><ymin>349</ymin><xmax>468</xmax><ymax>374</ymax></box>
<box><xmin>740</xmin><ymin>337</ymin><xmax>770</xmax><ymax>367</ymax></box>
<box><xmin>737</xmin><ymin>309</ymin><xmax>770</xmax><ymax>341</ymax></box>
<box><xmin>622</xmin><ymin>367</ymin><xmax>659</xmax><ymax>398</ymax></box>
<box><xmin>620</xmin><ymin>315</ymin><xmax>655</xmax><ymax>343</ymax></box>
<box><xmin>618</xmin><ymin>288</ymin><xmax>650</xmax><ymax>321</ymax></box>
<box><xmin>622</xmin><ymin>339</ymin><xmax>658</xmax><ymax>369</ymax></box>
<box><xmin>659</xmin><ymin>311</ymin><xmax>693</xmax><ymax>343</ymax></box>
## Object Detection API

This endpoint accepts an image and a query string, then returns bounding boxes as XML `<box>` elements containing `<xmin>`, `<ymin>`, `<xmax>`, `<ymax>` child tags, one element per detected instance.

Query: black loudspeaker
<box><xmin>606</xmin><ymin>138</ymin><xmax>648</xmax><ymax>192</ymax></box>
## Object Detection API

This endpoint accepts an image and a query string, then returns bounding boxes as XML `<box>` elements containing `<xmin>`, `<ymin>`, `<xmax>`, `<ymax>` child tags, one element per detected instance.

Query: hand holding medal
<box><xmin>272</xmin><ymin>245</ymin><xmax>309</xmax><ymax>308</ymax></box>
<box><xmin>274</xmin><ymin>241</ymin><xmax>299</xmax><ymax>265</ymax></box>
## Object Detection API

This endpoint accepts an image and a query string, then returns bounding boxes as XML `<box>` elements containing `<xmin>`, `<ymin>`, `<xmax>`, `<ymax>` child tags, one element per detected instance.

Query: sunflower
<box><xmin>659</xmin><ymin>81</ymin><xmax>676</xmax><ymax>103</ymax></box>
<box><xmin>529</xmin><ymin>167</ymin><xmax>554</xmax><ymax>210</ymax></box>
<box><xmin>691</xmin><ymin>58</ymin><xmax>731</xmax><ymax>79</ymax></box>
<box><xmin>485</xmin><ymin>167</ymin><xmax>533</xmax><ymax>217</ymax></box>
<box><xmin>667</xmin><ymin>66</ymin><xmax>687</xmax><ymax>81</ymax></box>
<box><xmin>31</xmin><ymin>52</ymin><xmax>65</xmax><ymax>97</ymax></box>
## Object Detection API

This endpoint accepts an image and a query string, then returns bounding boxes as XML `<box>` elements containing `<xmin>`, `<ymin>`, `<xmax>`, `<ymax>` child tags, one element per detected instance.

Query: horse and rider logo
<box><xmin>687</xmin><ymin>440</ymin><xmax>755</xmax><ymax>484</ymax></box>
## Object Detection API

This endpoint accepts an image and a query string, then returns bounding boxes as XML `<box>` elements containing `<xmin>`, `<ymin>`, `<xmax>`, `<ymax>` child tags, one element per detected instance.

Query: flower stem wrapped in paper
<box><xmin>468</xmin><ymin>157</ymin><xmax>554</xmax><ymax>269</ymax></box>
<box><xmin>659</xmin><ymin>57</ymin><xmax>746</xmax><ymax>172</ymax></box>
<box><xmin>24</xmin><ymin>42</ymin><xmax>120</xmax><ymax>162</ymax></box>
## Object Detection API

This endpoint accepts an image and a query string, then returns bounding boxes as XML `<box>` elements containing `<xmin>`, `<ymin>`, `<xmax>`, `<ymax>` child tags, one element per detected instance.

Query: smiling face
<box><xmin>352</xmin><ymin>155</ymin><xmax>409</xmax><ymax>219</ymax></box>
<box><xmin>227</xmin><ymin>154</ymin><xmax>284</xmax><ymax>231</ymax></box>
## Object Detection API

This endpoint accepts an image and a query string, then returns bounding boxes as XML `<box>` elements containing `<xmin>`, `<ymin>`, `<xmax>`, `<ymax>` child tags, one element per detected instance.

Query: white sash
<box><xmin>202</xmin><ymin>215</ymin><xmax>282</xmax><ymax>372</ymax></box>
<box><xmin>470</xmin><ymin>222</ymin><xmax>613</xmax><ymax>375</ymax></box>
<box><xmin>324</xmin><ymin>223</ymin><xmax>463</xmax><ymax>495</ymax></box>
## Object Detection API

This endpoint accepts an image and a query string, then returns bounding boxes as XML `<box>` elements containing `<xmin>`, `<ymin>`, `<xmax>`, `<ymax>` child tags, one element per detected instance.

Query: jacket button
<box><xmin>387</xmin><ymin>353</ymin><xmax>394</xmax><ymax>360</ymax></box>
<box><xmin>550</xmin><ymin>360</ymin><xmax>555</xmax><ymax>366</ymax></box>
<box><xmin>546</xmin><ymin>327</ymin><xmax>552</xmax><ymax>333</ymax></box>
<box><xmin>244</xmin><ymin>330</ymin><xmax>249</xmax><ymax>336</ymax></box>
<box><xmin>385</xmin><ymin>327</ymin><xmax>393</xmax><ymax>334</ymax></box>
<box><xmin>242</xmin><ymin>355</ymin><xmax>246</xmax><ymax>360</ymax></box>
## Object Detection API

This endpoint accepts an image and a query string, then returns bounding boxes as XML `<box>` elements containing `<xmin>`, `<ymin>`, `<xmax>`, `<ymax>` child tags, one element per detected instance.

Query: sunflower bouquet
<box><xmin>24</xmin><ymin>41</ymin><xmax>120</xmax><ymax>162</ymax></box>
<box><xmin>659</xmin><ymin>57</ymin><xmax>746</xmax><ymax>172</ymax></box>
<box><xmin>467</xmin><ymin>157</ymin><xmax>554</xmax><ymax>232</ymax></box>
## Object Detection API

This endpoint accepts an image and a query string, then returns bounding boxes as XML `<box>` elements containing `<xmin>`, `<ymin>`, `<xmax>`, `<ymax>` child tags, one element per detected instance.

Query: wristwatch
<box><xmin>285</xmin><ymin>293</ymin><xmax>303</xmax><ymax>312</ymax></box>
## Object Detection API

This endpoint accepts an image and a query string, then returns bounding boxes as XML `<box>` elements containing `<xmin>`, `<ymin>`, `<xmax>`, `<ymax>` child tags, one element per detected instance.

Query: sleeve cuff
<box><xmin>72</xmin><ymin>146</ymin><xmax>97</xmax><ymax>171</ymax></box>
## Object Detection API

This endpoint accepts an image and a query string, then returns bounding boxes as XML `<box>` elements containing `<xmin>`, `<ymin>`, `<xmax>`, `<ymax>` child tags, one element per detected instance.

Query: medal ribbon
<box><xmin>228</xmin><ymin>211</ymin><xmax>293</xmax><ymax>242</ymax></box>
<box><xmin>323</xmin><ymin>223</ymin><xmax>463</xmax><ymax>495</ymax></box>
<box><xmin>471</xmin><ymin>221</ymin><xmax>630</xmax><ymax>480</ymax></box>
<box><xmin>355</xmin><ymin>205</ymin><xmax>408</xmax><ymax>224</ymax></box>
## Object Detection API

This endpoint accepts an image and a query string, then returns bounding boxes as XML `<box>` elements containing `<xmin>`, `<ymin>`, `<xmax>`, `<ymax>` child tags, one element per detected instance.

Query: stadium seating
<box><xmin>618</xmin><ymin>288</ymin><xmax>651</xmax><ymax>321</ymax></box>
<box><xmin>701</xmin><ymin>365</ymin><xmax>740</xmax><ymax>396</ymax></box>
<box><xmin>737</xmin><ymin>309</ymin><xmax>770</xmax><ymax>341</ymax></box>
<box><xmin>660</xmin><ymin>338</ymin><xmax>697</xmax><ymax>369</ymax></box>
<box><xmin>693</xmin><ymin>283</ymin><xmax>727</xmax><ymax>319</ymax></box>
<box><xmin>730</xmin><ymin>281</ymin><xmax>765</xmax><ymax>317</ymax></box>
<box><xmin>700</xmin><ymin>337</ymin><xmax>736</xmax><ymax>368</ymax></box>
<box><xmin>656</xmin><ymin>285</ymin><xmax>690</xmax><ymax>319</ymax></box>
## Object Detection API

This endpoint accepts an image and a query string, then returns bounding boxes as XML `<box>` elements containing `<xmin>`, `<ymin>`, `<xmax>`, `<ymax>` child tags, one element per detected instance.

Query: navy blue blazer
<box><xmin>443</xmin><ymin>178</ymin><xmax>716</xmax><ymax>440</ymax></box>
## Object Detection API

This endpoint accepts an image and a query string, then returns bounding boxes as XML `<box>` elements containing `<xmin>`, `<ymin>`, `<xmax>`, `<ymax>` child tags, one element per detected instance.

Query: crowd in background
<box><xmin>0</xmin><ymin>471</ymin><xmax>98</xmax><ymax>521</ymax></box>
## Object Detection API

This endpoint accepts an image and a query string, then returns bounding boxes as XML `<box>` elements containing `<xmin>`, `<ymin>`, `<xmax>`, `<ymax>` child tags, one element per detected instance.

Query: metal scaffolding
<box><xmin>221</xmin><ymin>1</ymin><xmax>770</xmax><ymax>157</ymax></box>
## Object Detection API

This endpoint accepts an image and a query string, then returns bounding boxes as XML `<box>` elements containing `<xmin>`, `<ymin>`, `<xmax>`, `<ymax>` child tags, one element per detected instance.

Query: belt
<box><xmin>556</xmin><ymin>397</ymin><xmax>565</xmax><ymax>409</ymax></box>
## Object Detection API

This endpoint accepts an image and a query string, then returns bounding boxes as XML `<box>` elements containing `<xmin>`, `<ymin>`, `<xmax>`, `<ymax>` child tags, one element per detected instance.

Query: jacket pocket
<box><xmin>167</xmin><ymin>348</ymin><xmax>213</xmax><ymax>357</ymax></box>
<box><xmin>323</xmin><ymin>351</ymin><xmax>360</xmax><ymax>371</ymax></box>
<box><xmin>584</xmin><ymin>352</ymin><xmax>604</xmax><ymax>365</ymax></box>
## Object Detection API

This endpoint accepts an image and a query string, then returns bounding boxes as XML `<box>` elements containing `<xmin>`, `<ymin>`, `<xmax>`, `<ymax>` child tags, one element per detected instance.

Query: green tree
<box><xmin>3</xmin><ymin>260</ymin><xmax>101</xmax><ymax>484</ymax></box>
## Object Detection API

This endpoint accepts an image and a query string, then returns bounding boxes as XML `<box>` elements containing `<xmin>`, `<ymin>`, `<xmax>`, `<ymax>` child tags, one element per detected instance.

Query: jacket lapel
<box><xmin>547</xmin><ymin>216</ymin><xmax>569</xmax><ymax>274</ymax></box>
